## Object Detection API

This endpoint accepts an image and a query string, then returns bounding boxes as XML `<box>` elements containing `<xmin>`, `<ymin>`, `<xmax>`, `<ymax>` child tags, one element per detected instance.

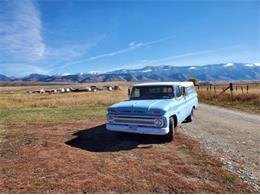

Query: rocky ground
<box><xmin>180</xmin><ymin>103</ymin><xmax>260</xmax><ymax>191</ymax></box>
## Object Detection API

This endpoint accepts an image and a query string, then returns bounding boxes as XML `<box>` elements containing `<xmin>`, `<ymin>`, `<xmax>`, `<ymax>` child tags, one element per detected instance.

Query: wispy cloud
<box><xmin>89</xmin><ymin>42</ymin><xmax>144</xmax><ymax>60</ymax></box>
<box><xmin>0</xmin><ymin>1</ymin><xmax>106</xmax><ymax>76</ymax></box>
<box><xmin>119</xmin><ymin>44</ymin><xmax>247</xmax><ymax>70</ymax></box>
<box><xmin>0</xmin><ymin>0</ymin><xmax>45</xmax><ymax>61</ymax></box>
<box><xmin>120</xmin><ymin>50</ymin><xmax>213</xmax><ymax>70</ymax></box>
<box><xmin>148</xmin><ymin>50</ymin><xmax>213</xmax><ymax>64</ymax></box>
<box><xmin>89</xmin><ymin>36</ymin><xmax>174</xmax><ymax>60</ymax></box>
<box><xmin>56</xmin><ymin>36</ymin><xmax>175</xmax><ymax>69</ymax></box>
<box><xmin>46</xmin><ymin>34</ymin><xmax>106</xmax><ymax>62</ymax></box>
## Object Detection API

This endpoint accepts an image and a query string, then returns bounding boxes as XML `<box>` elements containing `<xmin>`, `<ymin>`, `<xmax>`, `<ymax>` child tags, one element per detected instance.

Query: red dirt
<box><xmin>0</xmin><ymin>118</ymin><xmax>256</xmax><ymax>193</ymax></box>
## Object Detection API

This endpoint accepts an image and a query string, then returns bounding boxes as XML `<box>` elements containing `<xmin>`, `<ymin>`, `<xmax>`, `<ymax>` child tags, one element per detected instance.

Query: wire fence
<box><xmin>196</xmin><ymin>82</ymin><xmax>260</xmax><ymax>102</ymax></box>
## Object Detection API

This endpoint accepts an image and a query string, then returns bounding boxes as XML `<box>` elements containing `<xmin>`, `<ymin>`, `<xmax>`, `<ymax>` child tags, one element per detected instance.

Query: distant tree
<box><xmin>188</xmin><ymin>77</ymin><xmax>199</xmax><ymax>85</ymax></box>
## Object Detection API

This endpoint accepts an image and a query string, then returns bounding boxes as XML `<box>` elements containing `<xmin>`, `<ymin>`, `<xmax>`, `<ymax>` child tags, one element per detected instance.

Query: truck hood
<box><xmin>109</xmin><ymin>99</ymin><xmax>172</xmax><ymax>113</ymax></box>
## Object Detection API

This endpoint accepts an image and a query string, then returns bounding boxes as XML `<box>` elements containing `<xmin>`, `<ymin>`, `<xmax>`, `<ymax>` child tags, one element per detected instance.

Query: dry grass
<box><xmin>0</xmin><ymin>90</ymin><xmax>128</xmax><ymax>109</ymax></box>
<box><xmin>0</xmin><ymin>89</ymin><xmax>128</xmax><ymax>126</ymax></box>
<box><xmin>197</xmin><ymin>83</ymin><xmax>260</xmax><ymax>113</ymax></box>
<box><xmin>0</xmin><ymin>84</ymin><xmax>129</xmax><ymax>127</ymax></box>
<box><xmin>0</xmin><ymin>81</ymin><xmax>134</xmax><ymax>93</ymax></box>
<box><xmin>197</xmin><ymin>82</ymin><xmax>260</xmax><ymax>94</ymax></box>
<box><xmin>0</xmin><ymin>82</ymin><xmax>131</xmax><ymax>110</ymax></box>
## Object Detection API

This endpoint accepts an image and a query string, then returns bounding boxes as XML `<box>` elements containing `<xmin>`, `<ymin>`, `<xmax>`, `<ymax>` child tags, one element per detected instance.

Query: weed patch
<box><xmin>222</xmin><ymin>173</ymin><xmax>238</xmax><ymax>183</ymax></box>
<box><xmin>0</xmin><ymin>125</ymin><xmax>6</xmax><ymax>144</ymax></box>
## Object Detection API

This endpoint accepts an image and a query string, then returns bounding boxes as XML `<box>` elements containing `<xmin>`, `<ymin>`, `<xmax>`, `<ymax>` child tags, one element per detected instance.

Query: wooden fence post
<box><xmin>246</xmin><ymin>85</ymin><xmax>249</xmax><ymax>94</ymax></box>
<box><xmin>241</xmin><ymin>86</ymin><xmax>244</xmax><ymax>94</ymax></box>
<box><xmin>214</xmin><ymin>86</ymin><xmax>216</xmax><ymax>94</ymax></box>
<box><xmin>230</xmin><ymin>83</ymin><xmax>233</xmax><ymax>101</ymax></box>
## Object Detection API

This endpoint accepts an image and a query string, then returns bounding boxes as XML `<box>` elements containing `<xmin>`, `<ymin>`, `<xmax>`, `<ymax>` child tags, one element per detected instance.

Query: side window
<box><xmin>175</xmin><ymin>86</ymin><xmax>182</xmax><ymax>97</ymax></box>
<box><xmin>187</xmin><ymin>87</ymin><xmax>191</xmax><ymax>95</ymax></box>
<box><xmin>131</xmin><ymin>88</ymin><xmax>140</xmax><ymax>98</ymax></box>
<box><xmin>187</xmin><ymin>86</ymin><xmax>195</xmax><ymax>95</ymax></box>
<box><xmin>192</xmin><ymin>86</ymin><xmax>196</xmax><ymax>93</ymax></box>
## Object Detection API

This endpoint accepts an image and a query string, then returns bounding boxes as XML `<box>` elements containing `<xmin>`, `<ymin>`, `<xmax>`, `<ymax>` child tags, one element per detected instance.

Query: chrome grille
<box><xmin>119</xmin><ymin>110</ymin><xmax>146</xmax><ymax>114</ymax></box>
<box><xmin>113</xmin><ymin>115</ymin><xmax>157</xmax><ymax>127</ymax></box>
<box><xmin>120</xmin><ymin>110</ymin><xmax>132</xmax><ymax>113</ymax></box>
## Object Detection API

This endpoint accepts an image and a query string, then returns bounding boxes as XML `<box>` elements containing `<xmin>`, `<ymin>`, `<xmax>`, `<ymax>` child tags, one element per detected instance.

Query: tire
<box><xmin>186</xmin><ymin>109</ymin><xmax>194</xmax><ymax>122</ymax></box>
<box><xmin>163</xmin><ymin>117</ymin><xmax>175</xmax><ymax>142</ymax></box>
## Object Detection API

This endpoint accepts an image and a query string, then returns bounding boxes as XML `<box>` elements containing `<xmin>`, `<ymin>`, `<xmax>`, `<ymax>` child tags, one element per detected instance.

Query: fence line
<box><xmin>196</xmin><ymin>83</ymin><xmax>250</xmax><ymax>101</ymax></box>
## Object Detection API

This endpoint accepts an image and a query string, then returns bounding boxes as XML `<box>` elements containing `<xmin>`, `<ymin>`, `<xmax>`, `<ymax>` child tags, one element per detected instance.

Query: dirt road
<box><xmin>180</xmin><ymin>103</ymin><xmax>260</xmax><ymax>190</ymax></box>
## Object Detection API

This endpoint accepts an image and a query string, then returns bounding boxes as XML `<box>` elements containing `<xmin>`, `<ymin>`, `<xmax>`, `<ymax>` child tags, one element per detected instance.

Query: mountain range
<box><xmin>1</xmin><ymin>63</ymin><xmax>260</xmax><ymax>83</ymax></box>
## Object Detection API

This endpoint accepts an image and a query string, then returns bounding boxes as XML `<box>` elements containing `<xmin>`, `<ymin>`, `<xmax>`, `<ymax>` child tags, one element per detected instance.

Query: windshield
<box><xmin>130</xmin><ymin>86</ymin><xmax>174</xmax><ymax>100</ymax></box>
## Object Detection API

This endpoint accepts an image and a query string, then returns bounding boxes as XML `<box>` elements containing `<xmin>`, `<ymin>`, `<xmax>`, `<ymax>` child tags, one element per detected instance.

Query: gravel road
<box><xmin>180</xmin><ymin>103</ymin><xmax>260</xmax><ymax>190</ymax></box>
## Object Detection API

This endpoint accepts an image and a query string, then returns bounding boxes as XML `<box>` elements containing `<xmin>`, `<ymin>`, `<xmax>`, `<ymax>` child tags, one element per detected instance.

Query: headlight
<box><xmin>154</xmin><ymin>118</ymin><xmax>164</xmax><ymax>127</ymax></box>
<box><xmin>107</xmin><ymin>114</ymin><xmax>114</xmax><ymax>123</ymax></box>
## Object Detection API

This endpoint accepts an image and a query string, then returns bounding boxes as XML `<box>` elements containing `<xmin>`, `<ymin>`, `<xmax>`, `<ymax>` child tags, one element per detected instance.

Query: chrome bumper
<box><xmin>106</xmin><ymin>124</ymin><xmax>169</xmax><ymax>135</ymax></box>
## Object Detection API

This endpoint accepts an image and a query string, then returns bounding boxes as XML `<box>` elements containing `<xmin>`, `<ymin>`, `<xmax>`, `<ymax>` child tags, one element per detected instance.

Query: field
<box><xmin>197</xmin><ymin>82</ymin><xmax>260</xmax><ymax>113</ymax></box>
<box><xmin>0</xmin><ymin>83</ymin><xmax>258</xmax><ymax>193</ymax></box>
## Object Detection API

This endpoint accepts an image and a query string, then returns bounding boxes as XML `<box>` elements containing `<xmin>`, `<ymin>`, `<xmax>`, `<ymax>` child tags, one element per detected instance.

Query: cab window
<box><xmin>130</xmin><ymin>86</ymin><xmax>174</xmax><ymax>100</ymax></box>
<box><xmin>175</xmin><ymin>86</ymin><xmax>182</xmax><ymax>97</ymax></box>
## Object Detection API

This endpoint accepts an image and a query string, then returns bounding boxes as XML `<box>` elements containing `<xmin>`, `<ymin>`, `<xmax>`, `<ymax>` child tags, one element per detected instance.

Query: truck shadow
<box><xmin>65</xmin><ymin>124</ymin><xmax>165</xmax><ymax>152</ymax></box>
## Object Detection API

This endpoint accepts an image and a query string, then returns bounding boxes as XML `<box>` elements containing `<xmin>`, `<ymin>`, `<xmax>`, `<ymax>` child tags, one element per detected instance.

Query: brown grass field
<box><xmin>197</xmin><ymin>82</ymin><xmax>260</xmax><ymax>113</ymax></box>
<box><xmin>0</xmin><ymin>82</ymin><xmax>258</xmax><ymax>193</ymax></box>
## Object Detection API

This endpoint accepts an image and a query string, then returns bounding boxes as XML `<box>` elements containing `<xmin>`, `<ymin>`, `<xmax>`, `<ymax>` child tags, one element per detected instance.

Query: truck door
<box><xmin>185</xmin><ymin>86</ymin><xmax>196</xmax><ymax>113</ymax></box>
<box><xmin>174</xmin><ymin>86</ymin><xmax>187</xmax><ymax>123</ymax></box>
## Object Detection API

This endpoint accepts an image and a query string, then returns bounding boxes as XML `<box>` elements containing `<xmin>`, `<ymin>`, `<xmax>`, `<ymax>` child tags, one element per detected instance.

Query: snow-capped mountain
<box><xmin>1</xmin><ymin>63</ymin><xmax>260</xmax><ymax>82</ymax></box>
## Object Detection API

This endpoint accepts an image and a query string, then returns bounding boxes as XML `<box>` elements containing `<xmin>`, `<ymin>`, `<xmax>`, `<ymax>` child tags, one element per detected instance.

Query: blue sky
<box><xmin>0</xmin><ymin>0</ymin><xmax>259</xmax><ymax>76</ymax></box>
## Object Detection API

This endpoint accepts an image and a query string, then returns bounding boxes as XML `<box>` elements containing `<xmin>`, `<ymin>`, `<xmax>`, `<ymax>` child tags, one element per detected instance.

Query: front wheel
<box><xmin>163</xmin><ymin>117</ymin><xmax>175</xmax><ymax>142</ymax></box>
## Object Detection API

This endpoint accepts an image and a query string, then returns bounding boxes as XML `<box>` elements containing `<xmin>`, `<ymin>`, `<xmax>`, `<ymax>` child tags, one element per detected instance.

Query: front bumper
<box><xmin>106</xmin><ymin>124</ymin><xmax>169</xmax><ymax>135</ymax></box>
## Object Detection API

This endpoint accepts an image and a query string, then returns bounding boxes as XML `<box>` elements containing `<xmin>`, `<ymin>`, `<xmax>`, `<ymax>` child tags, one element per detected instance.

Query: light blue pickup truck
<box><xmin>106</xmin><ymin>82</ymin><xmax>198</xmax><ymax>141</ymax></box>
